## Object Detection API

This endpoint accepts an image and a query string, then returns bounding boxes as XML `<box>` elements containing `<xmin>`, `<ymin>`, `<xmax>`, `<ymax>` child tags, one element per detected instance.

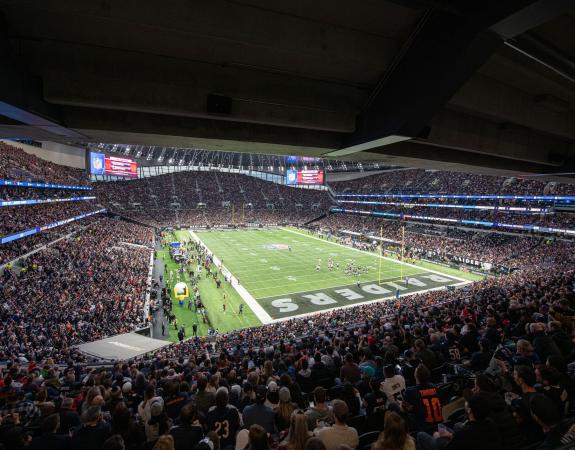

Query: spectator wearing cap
<box><xmin>313</xmin><ymin>400</ymin><xmax>358</xmax><ymax>450</ymax></box>
<box><xmin>147</xmin><ymin>397</ymin><xmax>172</xmax><ymax>446</ymax></box>
<box><xmin>229</xmin><ymin>384</ymin><xmax>242</xmax><ymax>410</ymax></box>
<box><xmin>243</xmin><ymin>385</ymin><xmax>276</xmax><ymax>435</ymax></box>
<box><xmin>458</xmin><ymin>323</ymin><xmax>480</xmax><ymax>357</ymax></box>
<box><xmin>138</xmin><ymin>386</ymin><xmax>165</xmax><ymax>442</ymax></box>
<box><xmin>304</xmin><ymin>387</ymin><xmax>334</xmax><ymax>432</ymax></box>
<box><xmin>70</xmin><ymin>406</ymin><xmax>112</xmax><ymax>450</ymax></box>
<box><xmin>530</xmin><ymin>394</ymin><xmax>575</xmax><ymax>450</ymax></box>
<box><xmin>275</xmin><ymin>387</ymin><xmax>296</xmax><ymax>431</ymax></box>
<box><xmin>265</xmin><ymin>381</ymin><xmax>279</xmax><ymax>409</ymax></box>
<box><xmin>121</xmin><ymin>382</ymin><xmax>138</xmax><ymax>412</ymax></box>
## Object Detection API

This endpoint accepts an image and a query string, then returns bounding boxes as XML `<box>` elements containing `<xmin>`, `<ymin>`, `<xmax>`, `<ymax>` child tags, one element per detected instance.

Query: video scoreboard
<box><xmin>286</xmin><ymin>169</ymin><xmax>325</xmax><ymax>185</ymax></box>
<box><xmin>90</xmin><ymin>152</ymin><xmax>138</xmax><ymax>178</ymax></box>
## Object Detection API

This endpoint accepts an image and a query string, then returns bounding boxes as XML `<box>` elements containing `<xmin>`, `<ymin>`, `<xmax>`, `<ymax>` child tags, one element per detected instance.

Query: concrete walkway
<box><xmin>150</xmin><ymin>242</ymin><xmax>170</xmax><ymax>340</ymax></box>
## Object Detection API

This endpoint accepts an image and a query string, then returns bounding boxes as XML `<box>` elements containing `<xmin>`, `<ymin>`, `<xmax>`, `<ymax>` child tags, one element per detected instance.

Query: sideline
<box><xmin>189</xmin><ymin>230</ymin><xmax>273</xmax><ymax>324</ymax></box>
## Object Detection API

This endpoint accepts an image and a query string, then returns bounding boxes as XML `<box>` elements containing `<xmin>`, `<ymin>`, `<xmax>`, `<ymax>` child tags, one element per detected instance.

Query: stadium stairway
<box><xmin>303</xmin><ymin>211</ymin><xmax>328</xmax><ymax>226</ymax></box>
<box><xmin>499</xmin><ymin>236</ymin><xmax>544</xmax><ymax>268</ymax></box>
<box><xmin>108</xmin><ymin>211</ymin><xmax>159</xmax><ymax>231</ymax></box>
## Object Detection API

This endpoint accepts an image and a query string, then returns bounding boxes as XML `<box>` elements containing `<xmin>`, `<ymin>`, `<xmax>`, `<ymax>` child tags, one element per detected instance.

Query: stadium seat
<box><xmin>348</xmin><ymin>415</ymin><xmax>366</xmax><ymax>435</ymax></box>
<box><xmin>364</xmin><ymin>410</ymin><xmax>387</xmax><ymax>432</ymax></box>
<box><xmin>358</xmin><ymin>431</ymin><xmax>381</xmax><ymax>450</ymax></box>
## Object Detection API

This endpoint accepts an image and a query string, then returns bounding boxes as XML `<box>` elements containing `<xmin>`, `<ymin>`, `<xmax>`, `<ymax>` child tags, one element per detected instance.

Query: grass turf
<box><xmin>160</xmin><ymin>227</ymin><xmax>482</xmax><ymax>341</ymax></box>
<box><xmin>158</xmin><ymin>230</ymin><xmax>261</xmax><ymax>341</ymax></box>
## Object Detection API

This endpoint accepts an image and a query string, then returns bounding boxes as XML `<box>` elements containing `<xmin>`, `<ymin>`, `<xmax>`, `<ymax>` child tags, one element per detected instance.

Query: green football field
<box><xmin>160</xmin><ymin>227</ymin><xmax>482</xmax><ymax>341</ymax></box>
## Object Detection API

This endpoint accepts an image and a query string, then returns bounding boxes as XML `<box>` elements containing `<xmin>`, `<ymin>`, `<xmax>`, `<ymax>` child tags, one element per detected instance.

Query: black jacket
<box><xmin>28</xmin><ymin>433</ymin><xmax>70</xmax><ymax>450</ymax></box>
<box><xmin>445</xmin><ymin>419</ymin><xmax>502</xmax><ymax>450</ymax></box>
<box><xmin>482</xmin><ymin>391</ymin><xmax>525</xmax><ymax>450</ymax></box>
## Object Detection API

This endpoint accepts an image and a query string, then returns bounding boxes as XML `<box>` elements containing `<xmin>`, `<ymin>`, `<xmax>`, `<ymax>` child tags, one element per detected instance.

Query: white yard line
<box><xmin>281</xmin><ymin>227</ymin><xmax>468</xmax><ymax>282</ymax></box>
<box><xmin>189</xmin><ymin>230</ymin><xmax>273</xmax><ymax>324</ymax></box>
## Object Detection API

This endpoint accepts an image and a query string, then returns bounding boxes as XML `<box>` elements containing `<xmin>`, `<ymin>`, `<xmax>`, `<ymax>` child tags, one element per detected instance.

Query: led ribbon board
<box><xmin>0</xmin><ymin>209</ymin><xmax>107</xmax><ymax>244</ymax></box>
<box><xmin>337</xmin><ymin>200</ymin><xmax>547</xmax><ymax>213</ymax></box>
<box><xmin>0</xmin><ymin>196</ymin><xmax>96</xmax><ymax>207</ymax></box>
<box><xmin>330</xmin><ymin>207</ymin><xmax>575</xmax><ymax>236</ymax></box>
<box><xmin>0</xmin><ymin>180</ymin><xmax>91</xmax><ymax>190</ymax></box>
<box><xmin>335</xmin><ymin>193</ymin><xmax>575</xmax><ymax>201</ymax></box>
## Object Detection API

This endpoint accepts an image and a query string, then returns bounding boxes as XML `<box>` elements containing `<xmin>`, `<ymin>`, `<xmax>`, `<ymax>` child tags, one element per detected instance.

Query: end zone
<box><xmin>257</xmin><ymin>272</ymin><xmax>467</xmax><ymax>320</ymax></box>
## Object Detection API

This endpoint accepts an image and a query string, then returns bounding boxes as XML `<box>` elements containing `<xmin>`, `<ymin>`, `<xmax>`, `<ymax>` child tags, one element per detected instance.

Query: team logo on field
<box><xmin>264</xmin><ymin>243</ymin><xmax>289</xmax><ymax>251</ymax></box>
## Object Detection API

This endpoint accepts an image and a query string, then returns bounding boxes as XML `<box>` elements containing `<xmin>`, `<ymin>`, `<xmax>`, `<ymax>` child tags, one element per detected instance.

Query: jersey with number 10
<box><xmin>404</xmin><ymin>383</ymin><xmax>443</xmax><ymax>428</ymax></box>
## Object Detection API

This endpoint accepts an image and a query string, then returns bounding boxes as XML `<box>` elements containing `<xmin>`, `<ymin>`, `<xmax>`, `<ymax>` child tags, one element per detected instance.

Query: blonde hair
<box><xmin>372</xmin><ymin>412</ymin><xmax>408</xmax><ymax>450</ymax></box>
<box><xmin>286</xmin><ymin>411</ymin><xmax>310</xmax><ymax>450</ymax></box>
<box><xmin>153</xmin><ymin>435</ymin><xmax>175</xmax><ymax>450</ymax></box>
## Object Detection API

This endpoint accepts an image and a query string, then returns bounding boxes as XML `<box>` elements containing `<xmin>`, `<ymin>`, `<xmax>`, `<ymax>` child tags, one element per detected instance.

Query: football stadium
<box><xmin>1</xmin><ymin>2</ymin><xmax>575</xmax><ymax>450</ymax></box>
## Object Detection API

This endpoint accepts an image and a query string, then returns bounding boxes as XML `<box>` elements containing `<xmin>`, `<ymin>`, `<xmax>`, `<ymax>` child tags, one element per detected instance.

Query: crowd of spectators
<box><xmin>3</xmin><ymin>145</ymin><xmax>575</xmax><ymax>449</ymax></box>
<box><xmin>0</xmin><ymin>143</ymin><xmax>87</xmax><ymax>186</ymax></box>
<box><xmin>95</xmin><ymin>171</ymin><xmax>327</xmax><ymax>211</ymax></box>
<box><xmin>95</xmin><ymin>171</ymin><xmax>328</xmax><ymax>227</ymax></box>
<box><xmin>1</xmin><ymin>261</ymin><xmax>574</xmax><ymax>449</ymax></box>
<box><xmin>315</xmin><ymin>213</ymin><xmax>575</xmax><ymax>270</ymax></box>
<box><xmin>0</xmin><ymin>217</ymin><xmax>154</xmax><ymax>363</ymax></box>
<box><xmin>124</xmin><ymin>209</ymin><xmax>322</xmax><ymax>229</ymax></box>
<box><xmin>0</xmin><ymin>186</ymin><xmax>93</xmax><ymax>202</ymax></box>
<box><xmin>334</xmin><ymin>201</ymin><xmax>575</xmax><ymax>230</ymax></box>
<box><xmin>331</xmin><ymin>168</ymin><xmax>575</xmax><ymax>196</ymax></box>
<box><xmin>0</xmin><ymin>202</ymin><xmax>100</xmax><ymax>238</ymax></box>
<box><xmin>0</xmin><ymin>218</ymin><xmax>104</xmax><ymax>266</ymax></box>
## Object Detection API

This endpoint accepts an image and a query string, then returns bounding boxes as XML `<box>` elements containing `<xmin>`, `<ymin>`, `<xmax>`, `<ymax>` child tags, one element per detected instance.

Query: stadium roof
<box><xmin>76</xmin><ymin>332</ymin><xmax>171</xmax><ymax>361</ymax></box>
<box><xmin>0</xmin><ymin>1</ymin><xmax>574</xmax><ymax>179</ymax></box>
